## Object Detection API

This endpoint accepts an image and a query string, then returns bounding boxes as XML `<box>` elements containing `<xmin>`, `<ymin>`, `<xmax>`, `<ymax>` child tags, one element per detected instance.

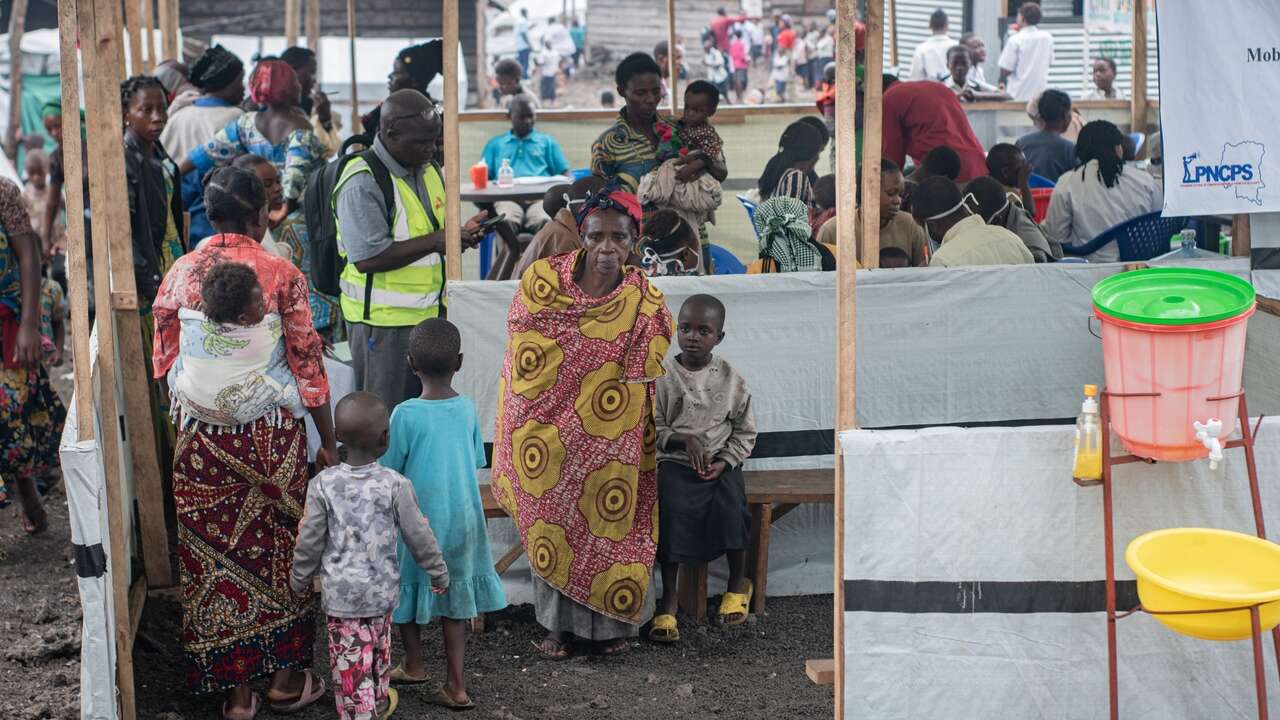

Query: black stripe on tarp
<box><xmin>74</xmin><ymin>543</ymin><xmax>107</xmax><ymax>579</ymax></box>
<box><xmin>482</xmin><ymin>428</ymin><xmax>838</xmax><ymax>465</ymax></box>
<box><xmin>1253</xmin><ymin>247</ymin><xmax>1280</xmax><ymax>270</ymax></box>
<box><xmin>844</xmin><ymin>579</ymin><xmax>1140</xmax><ymax>614</ymax></box>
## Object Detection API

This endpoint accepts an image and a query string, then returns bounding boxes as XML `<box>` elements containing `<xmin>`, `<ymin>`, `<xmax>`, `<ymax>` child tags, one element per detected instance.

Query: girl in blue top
<box><xmin>381</xmin><ymin>318</ymin><xmax>507</xmax><ymax>710</ymax></box>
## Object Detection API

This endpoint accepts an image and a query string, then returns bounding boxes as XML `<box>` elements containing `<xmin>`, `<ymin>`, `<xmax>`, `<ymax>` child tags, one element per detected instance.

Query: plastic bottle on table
<box><xmin>497</xmin><ymin>159</ymin><xmax>515</xmax><ymax>188</ymax></box>
<box><xmin>1180</xmin><ymin>228</ymin><xmax>1197</xmax><ymax>258</ymax></box>
<box><xmin>1072</xmin><ymin>384</ymin><xmax>1103</xmax><ymax>486</ymax></box>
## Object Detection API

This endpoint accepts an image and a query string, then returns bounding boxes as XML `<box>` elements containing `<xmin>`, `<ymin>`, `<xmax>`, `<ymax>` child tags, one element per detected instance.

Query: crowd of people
<box><xmin>0</xmin><ymin>5</ymin><xmax>1170</xmax><ymax>715</ymax></box>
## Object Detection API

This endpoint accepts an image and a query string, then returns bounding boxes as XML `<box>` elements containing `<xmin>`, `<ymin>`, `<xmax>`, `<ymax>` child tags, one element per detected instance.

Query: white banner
<box><xmin>1158</xmin><ymin>0</ymin><xmax>1280</xmax><ymax>216</ymax></box>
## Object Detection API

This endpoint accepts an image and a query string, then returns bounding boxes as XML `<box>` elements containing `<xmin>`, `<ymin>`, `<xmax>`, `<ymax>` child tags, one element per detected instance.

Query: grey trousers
<box><xmin>347</xmin><ymin>322</ymin><xmax>420</xmax><ymax>407</ymax></box>
<box><xmin>532</xmin><ymin>574</ymin><xmax>652</xmax><ymax>641</ymax></box>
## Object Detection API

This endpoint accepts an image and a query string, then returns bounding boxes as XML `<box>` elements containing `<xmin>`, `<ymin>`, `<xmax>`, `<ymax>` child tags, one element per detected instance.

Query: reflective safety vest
<box><xmin>334</xmin><ymin>157</ymin><xmax>446</xmax><ymax>327</ymax></box>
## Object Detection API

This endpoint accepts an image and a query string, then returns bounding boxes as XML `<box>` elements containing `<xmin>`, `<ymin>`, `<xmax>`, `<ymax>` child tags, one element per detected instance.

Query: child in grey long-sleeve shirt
<box><xmin>290</xmin><ymin>392</ymin><xmax>448</xmax><ymax>720</ymax></box>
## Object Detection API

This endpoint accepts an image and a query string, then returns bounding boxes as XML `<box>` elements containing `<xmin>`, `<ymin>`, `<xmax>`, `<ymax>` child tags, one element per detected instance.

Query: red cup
<box><xmin>470</xmin><ymin>164</ymin><xmax>488</xmax><ymax>189</ymax></box>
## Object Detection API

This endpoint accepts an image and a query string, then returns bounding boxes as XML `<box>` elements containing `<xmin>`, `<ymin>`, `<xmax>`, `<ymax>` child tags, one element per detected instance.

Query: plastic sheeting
<box><xmin>839</xmin><ymin>420</ymin><xmax>1280</xmax><ymax>719</ymax></box>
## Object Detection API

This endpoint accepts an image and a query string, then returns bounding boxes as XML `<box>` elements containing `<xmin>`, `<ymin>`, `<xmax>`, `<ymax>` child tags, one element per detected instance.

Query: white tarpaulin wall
<box><xmin>1157</xmin><ymin>0</ymin><xmax>1280</xmax><ymax>216</ymax></box>
<box><xmin>839</xmin><ymin>421</ymin><xmax>1280</xmax><ymax>719</ymax></box>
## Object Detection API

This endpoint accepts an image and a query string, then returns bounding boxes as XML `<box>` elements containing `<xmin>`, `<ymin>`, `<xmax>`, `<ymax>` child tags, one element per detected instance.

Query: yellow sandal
<box><xmin>718</xmin><ymin>580</ymin><xmax>754</xmax><ymax>626</ymax></box>
<box><xmin>649</xmin><ymin>613</ymin><xmax>681</xmax><ymax>643</ymax></box>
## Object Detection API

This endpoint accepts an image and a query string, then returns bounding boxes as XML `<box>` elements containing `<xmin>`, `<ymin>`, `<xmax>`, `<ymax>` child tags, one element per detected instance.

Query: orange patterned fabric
<box><xmin>492</xmin><ymin>251</ymin><xmax>673</xmax><ymax>623</ymax></box>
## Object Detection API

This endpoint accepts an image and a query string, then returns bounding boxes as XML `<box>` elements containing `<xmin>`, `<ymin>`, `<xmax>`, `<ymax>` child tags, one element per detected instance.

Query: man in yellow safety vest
<box><xmin>333</xmin><ymin>88</ymin><xmax>488</xmax><ymax>404</ymax></box>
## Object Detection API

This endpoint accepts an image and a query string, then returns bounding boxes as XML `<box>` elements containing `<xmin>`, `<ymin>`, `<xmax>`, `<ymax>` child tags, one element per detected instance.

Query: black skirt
<box><xmin>657</xmin><ymin>461</ymin><xmax>751</xmax><ymax>564</ymax></box>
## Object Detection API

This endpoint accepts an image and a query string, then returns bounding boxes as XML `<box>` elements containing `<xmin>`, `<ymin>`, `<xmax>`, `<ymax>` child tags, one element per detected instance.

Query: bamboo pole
<box><xmin>56</xmin><ymin>0</ymin><xmax>93</xmax><ymax>442</ymax></box>
<box><xmin>443</xmin><ymin>0</ymin><xmax>462</xmax><ymax>280</ymax></box>
<box><xmin>306</xmin><ymin>0</ymin><xmax>320</xmax><ymax>55</ymax></box>
<box><xmin>75</xmin><ymin>0</ymin><xmax>140</xmax><ymax>711</ymax></box>
<box><xmin>832</xmin><ymin>0</ymin><xmax>861</xmax><ymax>714</ymax></box>
<box><xmin>858</xmin><ymin>0</ymin><xmax>885</xmax><ymax>268</ymax></box>
<box><xmin>1130</xmin><ymin>0</ymin><xmax>1148</xmax><ymax>133</ymax></box>
<box><xmin>666</xmin><ymin>0</ymin><xmax>679</xmax><ymax>115</ymax></box>
<box><xmin>158</xmin><ymin>0</ymin><xmax>178</xmax><ymax>61</ymax></box>
<box><xmin>3</xmin><ymin>0</ymin><xmax>27</xmax><ymax>161</ymax></box>
<box><xmin>142</xmin><ymin>0</ymin><xmax>156</xmax><ymax>71</ymax></box>
<box><xmin>887</xmin><ymin>0</ymin><xmax>898</xmax><ymax>70</ymax></box>
<box><xmin>285</xmin><ymin>0</ymin><xmax>300</xmax><ymax>48</ymax></box>
<box><xmin>346</xmin><ymin>0</ymin><xmax>360</xmax><ymax>134</ymax></box>
<box><xmin>123</xmin><ymin>0</ymin><xmax>142</xmax><ymax>74</ymax></box>
<box><xmin>475</xmin><ymin>0</ymin><xmax>488</xmax><ymax>108</ymax></box>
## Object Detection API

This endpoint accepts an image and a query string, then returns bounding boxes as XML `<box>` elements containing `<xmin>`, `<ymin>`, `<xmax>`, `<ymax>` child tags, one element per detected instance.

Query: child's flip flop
<box><xmin>268</xmin><ymin>670</ymin><xmax>326</xmax><ymax>714</ymax></box>
<box><xmin>718</xmin><ymin>579</ymin><xmax>754</xmax><ymax>626</ymax></box>
<box><xmin>389</xmin><ymin>663</ymin><xmax>430</xmax><ymax>685</ymax></box>
<box><xmin>429</xmin><ymin>686</ymin><xmax>476</xmax><ymax>711</ymax></box>
<box><xmin>378</xmin><ymin>687</ymin><xmax>399</xmax><ymax>720</ymax></box>
<box><xmin>648</xmin><ymin>613</ymin><xmax>681</xmax><ymax>643</ymax></box>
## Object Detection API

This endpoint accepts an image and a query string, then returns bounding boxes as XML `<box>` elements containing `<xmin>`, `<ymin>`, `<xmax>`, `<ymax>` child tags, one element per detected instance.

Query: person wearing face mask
<box><xmin>333</xmin><ymin>89</ymin><xmax>489</xmax><ymax>406</ymax></box>
<box><xmin>637</xmin><ymin>209</ymin><xmax>703</xmax><ymax>277</ymax></box>
<box><xmin>816</xmin><ymin>159</ymin><xmax>929</xmax><ymax>267</ymax></box>
<box><xmin>491</xmin><ymin>184</ymin><xmax>674</xmax><ymax>662</ymax></box>
<box><xmin>912</xmin><ymin>176</ymin><xmax>1034</xmax><ymax>268</ymax></box>
<box><xmin>964</xmin><ymin>175</ymin><xmax>1061</xmax><ymax>263</ymax></box>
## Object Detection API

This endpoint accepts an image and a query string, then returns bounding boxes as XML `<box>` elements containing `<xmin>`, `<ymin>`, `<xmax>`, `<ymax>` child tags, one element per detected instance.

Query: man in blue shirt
<box><xmin>481</xmin><ymin>96</ymin><xmax>569</xmax><ymax>235</ymax></box>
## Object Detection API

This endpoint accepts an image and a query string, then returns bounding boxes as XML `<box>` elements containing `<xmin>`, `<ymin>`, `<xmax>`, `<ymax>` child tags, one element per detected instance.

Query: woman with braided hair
<box><xmin>491</xmin><ymin>184</ymin><xmax>674</xmax><ymax>661</ymax></box>
<box><xmin>756</xmin><ymin>119</ymin><xmax>826</xmax><ymax>207</ymax></box>
<box><xmin>747</xmin><ymin>195</ymin><xmax>837</xmax><ymax>273</ymax></box>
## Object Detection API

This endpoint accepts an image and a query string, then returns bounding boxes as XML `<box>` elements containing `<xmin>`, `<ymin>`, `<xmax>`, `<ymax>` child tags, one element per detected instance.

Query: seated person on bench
<box><xmin>650</xmin><ymin>294</ymin><xmax>757</xmax><ymax>643</ymax></box>
<box><xmin>480</xmin><ymin>95</ymin><xmax>569</xmax><ymax>237</ymax></box>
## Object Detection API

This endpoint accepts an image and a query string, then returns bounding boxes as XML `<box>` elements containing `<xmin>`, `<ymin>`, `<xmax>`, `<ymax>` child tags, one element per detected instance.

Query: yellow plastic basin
<box><xmin>1125</xmin><ymin>528</ymin><xmax>1280</xmax><ymax>641</ymax></box>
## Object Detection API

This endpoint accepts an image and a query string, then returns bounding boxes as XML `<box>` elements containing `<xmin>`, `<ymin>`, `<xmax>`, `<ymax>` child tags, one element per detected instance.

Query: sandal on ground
<box><xmin>378</xmin><ymin>687</ymin><xmax>399</xmax><ymax>720</ymax></box>
<box><xmin>718</xmin><ymin>579</ymin><xmax>754</xmax><ymax>626</ymax></box>
<box><xmin>532</xmin><ymin>636</ymin><xmax>573</xmax><ymax>661</ymax></box>
<box><xmin>648</xmin><ymin>614</ymin><xmax>681</xmax><ymax>643</ymax></box>
<box><xmin>593</xmin><ymin>638</ymin><xmax>630</xmax><ymax>657</ymax></box>
<box><xmin>221</xmin><ymin>693</ymin><xmax>260</xmax><ymax>720</ymax></box>
<box><xmin>268</xmin><ymin>670</ymin><xmax>326</xmax><ymax>714</ymax></box>
<box><xmin>429</xmin><ymin>686</ymin><xmax>476</xmax><ymax>711</ymax></box>
<box><xmin>389</xmin><ymin>663</ymin><xmax>430</xmax><ymax>685</ymax></box>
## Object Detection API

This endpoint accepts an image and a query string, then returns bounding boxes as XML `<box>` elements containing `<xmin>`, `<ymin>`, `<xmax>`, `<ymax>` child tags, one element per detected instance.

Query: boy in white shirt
<box><xmin>909</xmin><ymin>9</ymin><xmax>954</xmax><ymax>82</ymax></box>
<box><xmin>998</xmin><ymin>2</ymin><xmax>1055</xmax><ymax>101</ymax></box>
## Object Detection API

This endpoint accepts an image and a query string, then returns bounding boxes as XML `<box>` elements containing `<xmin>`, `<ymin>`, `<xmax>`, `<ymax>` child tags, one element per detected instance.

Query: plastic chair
<box><xmin>479</xmin><ymin>230</ymin><xmax>495</xmax><ymax>278</ymax></box>
<box><xmin>706</xmin><ymin>244</ymin><xmax>746</xmax><ymax>274</ymax></box>
<box><xmin>1029</xmin><ymin>173</ymin><xmax>1056</xmax><ymax>189</ymax></box>
<box><xmin>737</xmin><ymin>195</ymin><xmax>760</xmax><ymax>239</ymax></box>
<box><xmin>1129</xmin><ymin>132</ymin><xmax>1146</xmax><ymax>158</ymax></box>
<box><xmin>1030</xmin><ymin>187</ymin><xmax>1054</xmax><ymax>224</ymax></box>
<box><xmin>1062</xmin><ymin>211</ymin><xmax>1191</xmax><ymax>262</ymax></box>
<box><xmin>569</xmin><ymin>167</ymin><xmax>592</xmax><ymax>182</ymax></box>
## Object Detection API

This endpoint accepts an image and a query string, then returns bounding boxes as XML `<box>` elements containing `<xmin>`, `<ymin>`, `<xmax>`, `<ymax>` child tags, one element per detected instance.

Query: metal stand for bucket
<box><xmin>1098</xmin><ymin>390</ymin><xmax>1277</xmax><ymax>720</ymax></box>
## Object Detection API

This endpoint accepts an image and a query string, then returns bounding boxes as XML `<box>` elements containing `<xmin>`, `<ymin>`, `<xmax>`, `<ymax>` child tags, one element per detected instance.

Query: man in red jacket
<box><xmin>881</xmin><ymin>75</ymin><xmax>988</xmax><ymax>182</ymax></box>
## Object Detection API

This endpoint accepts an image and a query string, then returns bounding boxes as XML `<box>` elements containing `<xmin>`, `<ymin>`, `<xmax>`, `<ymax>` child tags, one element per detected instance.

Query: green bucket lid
<box><xmin>1092</xmin><ymin>267</ymin><xmax>1255</xmax><ymax>325</ymax></box>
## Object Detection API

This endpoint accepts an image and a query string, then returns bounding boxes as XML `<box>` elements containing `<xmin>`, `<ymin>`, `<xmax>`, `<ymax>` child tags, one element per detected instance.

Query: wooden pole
<box><xmin>443</xmin><ymin>0</ymin><xmax>462</xmax><ymax>280</ymax></box>
<box><xmin>666</xmin><ymin>0</ymin><xmax>679</xmax><ymax>115</ymax></box>
<box><xmin>887</xmin><ymin>0</ymin><xmax>898</xmax><ymax>70</ymax></box>
<box><xmin>142</xmin><ymin>0</ymin><xmax>156</xmax><ymax>71</ymax></box>
<box><xmin>123</xmin><ymin>0</ymin><xmax>142</xmax><ymax>75</ymax></box>
<box><xmin>56</xmin><ymin>0</ymin><xmax>93</xmax><ymax>442</ymax></box>
<box><xmin>3</xmin><ymin>0</ymin><xmax>27</xmax><ymax>161</ymax></box>
<box><xmin>1130</xmin><ymin>0</ymin><xmax>1148</xmax><ymax>133</ymax></box>
<box><xmin>858</xmin><ymin>0</ymin><xmax>885</xmax><ymax>268</ymax></box>
<box><xmin>1232</xmin><ymin>215</ymin><xmax>1251</xmax><ymax>258</ymax></box>
<box><xmin>305</xmin><ymin>0</ymin><xmax>320</xmax><ymax>56</ymax></box>
<box><xmin>832</xmin><ymin>0</ymin><xmax>861</xmax><ymax>714</ymax></box>
<box><xmin>158</xmin><ymin>0</ymin><xmax>178</xmax><ymax>61</ymax></box>
<box><xmin>285</xmin><ymin>0</ymin><xmax>300</xmax><ymax>48</ymax></box>
<box><xmin>75</xmin><ymin>0</ymin><xmax>141</xmax><ymax>711</ymax></box>
<box><xmin>475</xmin><ymin>0</ymin><xmax>488</xmax><ymax>108</ymax></box>
<box><xmin>346</xmin><ymin>0</ymin><xmax>360</xmax><ymax>134</ymax></box>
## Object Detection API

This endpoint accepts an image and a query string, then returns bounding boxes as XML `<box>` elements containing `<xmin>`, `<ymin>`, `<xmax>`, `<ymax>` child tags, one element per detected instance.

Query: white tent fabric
<box><xmin>839</xmin><ymin>421</ymin><xmax>1280</xmax><ymax>719</ymax></box>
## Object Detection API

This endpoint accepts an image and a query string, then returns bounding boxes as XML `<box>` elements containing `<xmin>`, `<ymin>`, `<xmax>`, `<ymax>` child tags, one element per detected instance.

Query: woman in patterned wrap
<box><xmin>491</xmin><ymin>185</ymin><xmax>674</xmax><ymax>660</ymax></box>
<box><xmin>151</xmin><ymin>166</ymin><xmax>337</xmax><ymax>719</ymax></box>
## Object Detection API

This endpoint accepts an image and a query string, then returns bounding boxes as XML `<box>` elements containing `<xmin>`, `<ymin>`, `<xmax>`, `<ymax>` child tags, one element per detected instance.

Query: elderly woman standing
<box><xmin>492</xmin><ymin>186</ymin><xmax>674</xmax><ymax>660</ymax></box>
<box><xmin>152</xmin><ymin>166</ymin><xmax>337</xmax><ymax>719</ymax></box>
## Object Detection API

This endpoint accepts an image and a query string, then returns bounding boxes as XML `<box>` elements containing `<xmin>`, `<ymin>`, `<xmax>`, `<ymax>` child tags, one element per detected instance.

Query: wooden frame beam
<box><xmin>858</xmin><ymin>0</ymin><xmax>885</xmax><ymax>268</ymax></box>
<box><xmin>888</xmin><ymin>0</ymin><xmax>898</xmax><ymax>70</ymax></box>
<box><xmin>346</xmin><ymin>0</ymin><xmax>360</xmax><ymax>134</ymax></box>
<box><xmin>123</xmin><ymin>0</ymin><xmax>142</xmax><ymax>74</ymax></box>
<box><xmin>666</xmin><ymin>0</ymin><xmax>679</xmax><ymax>116</ymax></box>
<box><xmin>1130</xmin><ymin>0</ymin><xmax>1148</xmax><ymax>132</ymax></box>
<box><xmin>285</xmin><ymin>0</ymin><xmax>300</xmax><ymax>48</ymax></box>
<box><xmin>474</xmin><ymin>0</ymin><xmax>488</xmax><ymax>108</ymax></box>
<box><xmin>443</xmin><ymin>0</ymin><xmax>462</xmax><ymax>280</ymax></box>
<box><xmin>158</xmin><ymin>0</ymin><xmax>179</xmax><ymax>61</ymax></box>
<box><xmin>305</xmin><ymin>0</ymin><xmax>320</xmax><ymax>60</ymax></box>
<box><xmin>4</xmin><ymin>0</ymin><xmax>27</xmax><ymax>160</ymax></box>
<box><xmin>142</xmin><ymin>0</ymin><xmax>156</xmax><ymax>71</ymax></box>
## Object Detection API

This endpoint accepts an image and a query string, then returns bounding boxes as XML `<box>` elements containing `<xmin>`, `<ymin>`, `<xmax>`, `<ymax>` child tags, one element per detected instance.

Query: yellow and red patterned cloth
<box><xmin>492</xmin><ymin>251</ymin><xmax>674</xmax><ymax>623</ymax></box>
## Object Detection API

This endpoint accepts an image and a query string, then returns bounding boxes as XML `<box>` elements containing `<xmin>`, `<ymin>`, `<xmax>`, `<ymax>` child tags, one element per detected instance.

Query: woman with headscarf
<box><xmin>757</xmin><ymin>120</ymin><xmax>826</xmax><ymax>207</ymax></box>
<box><xmin>491</xmin><ymin>185</ymin><xmax>674</xmax><ymax>661</ymax></box>
<box><xmin>161</xmin><ymin>45</ymin><xmax>246</xmax><ymax>162</ymax></box>
<box><xmin>359</xmin><ymin>41</ymin><xmax>445</xmax><ymax>141</ymax></box>
<box><xmin>747</xmin><ymin>195</ymin><xmax>837</xmax><ymax>273</ymax></box>
<box><xmin>179</xmin><ymin>59</ymin><xmax>340</xmax><ymax>340</ymax></box>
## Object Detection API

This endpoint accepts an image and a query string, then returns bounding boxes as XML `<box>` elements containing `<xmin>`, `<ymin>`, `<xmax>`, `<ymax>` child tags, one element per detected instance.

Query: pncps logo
<box><xmin>1179</xmin><ymin>141</ymin><xmax>1266</xmax><ymax>205</ymax></box>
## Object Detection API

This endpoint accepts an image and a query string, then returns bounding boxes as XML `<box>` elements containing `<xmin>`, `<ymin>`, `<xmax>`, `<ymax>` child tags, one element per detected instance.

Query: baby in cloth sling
<box><xmin>639</xmin><ymin>81</ymin><xmax>725</xmax><ymax>236</ymax></box>
<box><xmin>169</xmin><ymin>262</ymin><xmax>305</xmax><ymax>427</ymax></box>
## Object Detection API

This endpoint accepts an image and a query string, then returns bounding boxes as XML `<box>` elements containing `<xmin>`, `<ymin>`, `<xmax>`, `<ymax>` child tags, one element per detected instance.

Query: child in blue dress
<box><xmin>381</xmin><ymin>317</ymin><xmax>507</xmax><ymax>710</ymax></box>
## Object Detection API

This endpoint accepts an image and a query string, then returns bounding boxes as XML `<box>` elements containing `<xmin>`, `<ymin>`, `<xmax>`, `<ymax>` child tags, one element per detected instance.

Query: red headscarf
<box><xmin>574</xmin><ymin>183</ymin><xmax>644</xmax><ymax>233</ymax></box>
<box><xmin>249</xmin><ymin>59</ymin><xmax>298</xmax><ymax>106</ymax></box>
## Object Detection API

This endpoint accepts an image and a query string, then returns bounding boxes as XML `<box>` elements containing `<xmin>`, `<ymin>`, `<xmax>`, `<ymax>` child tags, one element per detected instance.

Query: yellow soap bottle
<box><xmin>1073</xmin><ymin>385</ymin><xmax>1103</xmax><ymax>486</ymax></box>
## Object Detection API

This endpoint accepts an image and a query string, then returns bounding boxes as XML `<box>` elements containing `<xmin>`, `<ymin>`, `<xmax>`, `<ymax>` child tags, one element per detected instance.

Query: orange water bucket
<box><xmin>1092</xmin><ymin>268</ymin><xmax>1256</xmax><ymax>462</ymax></box>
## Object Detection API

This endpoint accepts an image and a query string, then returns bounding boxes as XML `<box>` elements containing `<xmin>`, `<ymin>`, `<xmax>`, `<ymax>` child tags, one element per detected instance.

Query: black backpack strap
<box><xmin>354</xmin><ymin>150</ymin><xmax>397</xmax><ymax>322</ymax></box>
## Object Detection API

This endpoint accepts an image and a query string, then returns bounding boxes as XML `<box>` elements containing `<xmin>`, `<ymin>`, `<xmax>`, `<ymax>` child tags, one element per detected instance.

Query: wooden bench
<box><xmin>478</xmin><ymin>468</ymin><xmax>833</xmax><ymax>622</ymax></box>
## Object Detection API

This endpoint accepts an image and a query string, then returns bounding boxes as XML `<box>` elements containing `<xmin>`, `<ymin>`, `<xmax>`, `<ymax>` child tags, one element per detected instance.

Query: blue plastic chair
<box><xmin>479</xmin><ymin>230</ymin><xmax>495</xmax><ymax>278</ymax></box>
<box><xmin>1129</xmin><ymin>132</ymin><xmax>1146</xmax><ymax>158</ymax></box>
<box><xmin>706</xmin><ymin>244</ymin><xmax>746</xmax><ymax>274</ymax></box>
<box><xmin>569</xmin><ymin>167</ymin><xmax>592</xmax><ymax>182</ymax></box>
<box><xmin>1029</xmin><ymin>173</ymin><xmax>1056</xmax><ymax>189</ymax></box>
<box><xmin>737</xmin><ymin>195</ymin><xmax>760</xmax><ymax>239</ymax></box>
<box><xmin>1062</xmin><ymin>211</ymin><xmax>1191</xmax><ymax>262</ymax></box>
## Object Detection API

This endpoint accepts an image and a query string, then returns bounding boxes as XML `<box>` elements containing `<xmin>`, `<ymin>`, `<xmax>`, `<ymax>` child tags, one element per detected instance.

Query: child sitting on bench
<box><xmin>650</xmin><ymin>294</ymin><xmax>757</xmax><ymax>643</ymax></box>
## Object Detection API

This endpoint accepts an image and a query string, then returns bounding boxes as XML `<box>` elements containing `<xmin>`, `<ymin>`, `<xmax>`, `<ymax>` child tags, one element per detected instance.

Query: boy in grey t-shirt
<box><xmin>291</xmin><ymin>392</ymin><xmax>448</xmax><ymax>720</ymax></box>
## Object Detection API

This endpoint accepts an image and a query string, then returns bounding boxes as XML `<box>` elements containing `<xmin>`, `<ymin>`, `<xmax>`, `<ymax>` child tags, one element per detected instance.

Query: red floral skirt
<box><xmin>173</xmin><ymin>415</ymin><xmax>316</xmax><ymax>693</ymax></box>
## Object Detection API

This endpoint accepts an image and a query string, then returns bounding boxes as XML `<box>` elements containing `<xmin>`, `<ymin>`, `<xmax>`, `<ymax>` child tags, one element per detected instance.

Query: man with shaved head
<box><xmin>333</xmin><ymin>88</ymin><xmax>490</xmax><ymax>404</ymax></box>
